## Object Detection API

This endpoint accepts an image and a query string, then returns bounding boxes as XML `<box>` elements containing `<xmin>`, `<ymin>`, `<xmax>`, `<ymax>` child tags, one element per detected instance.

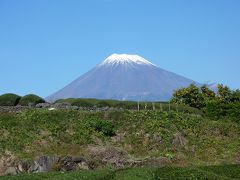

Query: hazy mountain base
<box><xmin>0</xmin><ymin>109</ymin><xmax>240</xmax><ymax>176</ymax></box>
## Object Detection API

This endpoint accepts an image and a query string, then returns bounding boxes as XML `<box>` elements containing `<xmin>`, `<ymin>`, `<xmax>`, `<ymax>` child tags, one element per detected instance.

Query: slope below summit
<box><xmin>46</xmin><ymin>54</ymin><xmax>197</xmax><ymax>102</ymax></box>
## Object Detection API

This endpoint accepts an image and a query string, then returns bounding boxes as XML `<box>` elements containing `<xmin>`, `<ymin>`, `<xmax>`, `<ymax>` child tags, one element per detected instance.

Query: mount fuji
<box><xmin>46</xmin><ymin>54</ymin><xmax>199</xmax><ymax>102</ymax></box>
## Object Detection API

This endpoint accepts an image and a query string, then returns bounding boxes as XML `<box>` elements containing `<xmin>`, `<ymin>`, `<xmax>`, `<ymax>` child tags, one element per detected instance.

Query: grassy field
<box><xmin>1</xmin><ymin>165</ymin><xmax>240</xmax><ymax>179</ymax></box>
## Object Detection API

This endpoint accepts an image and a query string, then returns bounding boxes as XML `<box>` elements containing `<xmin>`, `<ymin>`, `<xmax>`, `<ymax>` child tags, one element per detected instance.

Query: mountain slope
<box><xmin>47</xmin><ymin>54</ymin><xmax>198</xmax><ymax>102</ymax></box>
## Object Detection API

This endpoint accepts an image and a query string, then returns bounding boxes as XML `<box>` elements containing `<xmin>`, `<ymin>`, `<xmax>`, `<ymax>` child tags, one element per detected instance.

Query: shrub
<box><xmin>96</xmin><ymin>101</ymin><xmax>111</xmax><ymax>107</ymax></box>
<box><xmin>18</xmin><ymin>94</ymin><xmax>45</xmax><ymax>106</ymax></box>
<box><xmin>89</xmin><ymin>118</ymin><xmax>115</xmax><ymax>136</ymax></box>
<box><xmin>0</xmin><ymin>93</ymin><xmax>21</xmax><ymax>106</ymax></box>
<box><xmin>72</xmin><ymin>100</ymin><xmax>94</xmax><ymax>107</ymax></box>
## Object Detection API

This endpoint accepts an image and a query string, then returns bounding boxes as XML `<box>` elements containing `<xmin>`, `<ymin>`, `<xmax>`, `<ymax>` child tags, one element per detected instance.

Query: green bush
<box><xmin>18</xmin><ymin>94</ymin><xmax>45</xmax><ymax>106</ymax></box>
<box><xmin>89</xmin><ymin>118</ymin><xmax>115</xmax><ymax>136</ymax></box>
<box><xmin>96</xmin><ymin>100</ymin><xmax>111</xmax><ymax>107</ymax></box>
<box><xmin>0</xmin><ymin>93</ymin><xmax>21</xmax><ymax>106</ymax></box>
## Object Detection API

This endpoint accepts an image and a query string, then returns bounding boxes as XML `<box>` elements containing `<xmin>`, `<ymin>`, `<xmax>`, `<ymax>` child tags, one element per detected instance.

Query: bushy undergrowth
<box><xmin>0</xmin><ymin>109</ymin><xmax>239</xmax><ymax>165</ymax></box>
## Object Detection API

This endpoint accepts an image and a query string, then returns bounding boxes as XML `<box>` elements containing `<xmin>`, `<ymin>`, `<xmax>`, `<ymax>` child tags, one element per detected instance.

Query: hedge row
<box><xmin>0</xmin><ymin>93</ymin><xmax>45</xmax><ymax>106</ymax></box>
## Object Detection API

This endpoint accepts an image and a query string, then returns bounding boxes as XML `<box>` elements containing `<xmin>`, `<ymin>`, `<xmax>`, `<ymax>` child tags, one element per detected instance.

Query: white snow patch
<box><xmin>100</xmin><ymin>53</ymin><xmax>156</xmax><ymax>67</ymax></box>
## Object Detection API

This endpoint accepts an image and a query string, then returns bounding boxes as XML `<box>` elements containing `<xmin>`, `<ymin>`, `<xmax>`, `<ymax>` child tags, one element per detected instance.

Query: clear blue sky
<box><xmin>0</xmin><ymin>0</ymin><xmax>240</xmax><ymax>97</ymax></box>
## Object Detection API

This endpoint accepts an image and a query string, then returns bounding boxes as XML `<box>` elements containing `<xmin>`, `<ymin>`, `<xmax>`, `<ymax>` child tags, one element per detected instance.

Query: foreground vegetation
<box><xmin>1</xmin><ymin>109</ymin><xmax>239</xmax><ymax>165</ymax></box>
<box><xmin>1</xmin><ymin>84</ymin><xmax>240</xmax><ymax>178</ymax></box>
<box><xmin>172</xmin><ymin>84</ymin><xmax>240</xmax><ymax>122</ymax></box>
<box><xmin>1</xmin><ymin>165</ymin><xmax>240</xmax><ymax>180</ymax></box>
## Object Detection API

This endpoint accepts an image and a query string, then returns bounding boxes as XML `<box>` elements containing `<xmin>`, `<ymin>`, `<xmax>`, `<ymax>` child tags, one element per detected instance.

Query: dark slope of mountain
<box><xmin>47</xmin><ymin>54</ymin><xmax>198</xmax><ymax>102</ymax></box>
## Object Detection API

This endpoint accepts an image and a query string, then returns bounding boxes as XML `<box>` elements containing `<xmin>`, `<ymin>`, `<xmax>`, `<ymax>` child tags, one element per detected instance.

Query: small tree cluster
<box><xmin>171</xmin><ymin>84</ymin><xmax>215</xmax><ymax>109</ymax></box>
<box><xmin>171</xmin><ymin>84</ymin><xmax>240</xmax><ymax>120</ymax></box>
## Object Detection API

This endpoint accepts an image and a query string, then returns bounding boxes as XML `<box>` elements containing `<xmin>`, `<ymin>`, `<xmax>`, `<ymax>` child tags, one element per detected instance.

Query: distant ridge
<box><xmin>47</xmin><ymin>54</ymin><xmax>199</xmax><ymax>102</ymax></box>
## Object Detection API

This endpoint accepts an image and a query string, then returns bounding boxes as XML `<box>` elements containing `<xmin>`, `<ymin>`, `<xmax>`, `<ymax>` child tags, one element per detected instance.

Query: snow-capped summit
<box><xmin>47</xmin><ymin>53</ymin><xmax>199</xmax><ymax>102</ymax></box>
<box><xmin>100</xmin><ymin>53</ymin><xmax>156</xmax><ymax>67</ymax></box>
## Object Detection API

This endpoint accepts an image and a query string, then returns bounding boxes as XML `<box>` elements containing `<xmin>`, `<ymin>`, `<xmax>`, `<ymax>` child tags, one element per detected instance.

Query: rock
<box><xmin>153</xmin><ymin>133</ymin><xmax>163</xmax><ymax>144</ymax></box>
<box><xmin>72</xmin><ymin>157</ymin><xmax>86</xmax><ymax>163</ymax></box>
<box><xmin>28</xmin><ymin>103</ymin><xmax>35</xmax><ymax>108</ymax></box>
<box><xmin>88</xmin><ymin>146</ymin><xmax>128</xmax><ymax>168</ymax></box>
<box><xmin>60</xmin><ymin>156</ymin><xmax>88</xmax><ymax>171</ymax></box>
<box><xmin>36</xmin><ymin>103</ymin><xmax>51</xmax><ymax>108</ymax></box>
<box><xmin>17</xmin><ymin>160</ymin><xmax>30</xmax><ymax>173</ymax></box>
<box><xmin>61</xmin><ymin>156</ymin><xmax>76</xmax><ymax>171</ymax></box>
<box><xmin>29</xmin><ymin>156</ymin><xmax>59</xmax><ymax>173</ymax></box>
<box><xmin>77</xmin><ymin>161</ymin><xmax>89</xmax><ymax>170</ymax></box>
<box><xmin>172</xmin><ymin>132</ymin><xmax>188</xmax><ymax>147</ymax></box>
<box><xmin>66</xmin><ymin>106</ymin><xmax>79</xmax><ymax>110</ymax></box>
<box><xmin>52</xmin><ymin>103</ymin><xmax>71</xmax><ymax>109</ymax></box>
<box><xmin>4</xmin><ymin>167</ymin><xmax>17</xmax><ymax>175</ymax></box>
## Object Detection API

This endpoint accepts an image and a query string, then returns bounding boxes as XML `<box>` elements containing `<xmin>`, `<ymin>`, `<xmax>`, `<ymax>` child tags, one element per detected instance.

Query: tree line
<box><xmin>171</xmin><ymin>84</ymin><xmax>240</xmax><ymax>121</ymax></box>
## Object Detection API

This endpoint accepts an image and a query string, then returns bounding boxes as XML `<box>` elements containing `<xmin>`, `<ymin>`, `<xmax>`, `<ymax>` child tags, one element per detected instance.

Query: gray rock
<box><xmin>66</xmin><ymin>106</ymin><xmax>79</xmax><ymax>110</ymax></box>
<box><xmin>29</xmin><ymin>156</ymin><xmax>59</xmax><ymax>173</ymax></box>
<box><xmin>72</xmin><ymin>157</ymin><xmax>86</xmax><ymax>163</ymax></box>
<box><xmin>52</xmin><ymin>103</ymin><xmax>71</xmax><ymax>109</ymax></box>
<box><xmin>36</xmin><ymin>103</ymin><xmax>51</xmax><ymax>108</ymax></box>
<box><xmin>5</xmin><ymin>167</ymin><xmax>17</xmax><ymax>175</ymax></box>
<box><xmin>77</xmin><ymin>161</ymin><xmax>89</xmax><ymax>170</ymax></box>
<box><xmin>61</xmin><ymin>156</ymin><xmax>76</xmax><ymax>171</ymax></box>
<box><xmin>17</xmin><ymin>160</ymin><xmax>30</xmax><ymax>173</ymax></box>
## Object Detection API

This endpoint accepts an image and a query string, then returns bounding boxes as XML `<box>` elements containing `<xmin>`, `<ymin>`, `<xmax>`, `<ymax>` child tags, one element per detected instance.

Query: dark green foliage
<box><xmin>172</xmin><ymin>84</ymin><xmax>240</xmax><ymax>120</ymax></box>
<box><xmin>218</xmin><ymin>84</ymin><xmax>232</xmax><ymax>102</ymax></box>
<box><xmin>205</xmin><ymin>100</ymin><xmax>240</xmax><ymax>122</ymax></box>
<box><xmin>230</xmin><ymin>89</ymin><xmax>240</xmax><ymax>102</ymax></box>
<box><xmin>89</xmin><ymin>118</ymin><xmax>115</xmax><ymax>136</ymax></box>
<box><xmin>0</xmin><ymin>93</ymin><xmax>21</xmax><ymax>106</ymax></box>
<box><xmin>201</xmin><ymin>84</ymin><xmax>215</xmax><ymax>100</ymax></box>
<box><xmin>96</xmin><ymin>100</ymin><xmax>111</xmax><ymax>107</ymax></box>
<box><xmin>171</xmin><ymin>84</ymin><xmax>204</xmax><ymax>109</ymax></box>
<box><xmin>18</xmin><ymin>94</ymin><xmax>45</xmax><ymax>106</ymax></box>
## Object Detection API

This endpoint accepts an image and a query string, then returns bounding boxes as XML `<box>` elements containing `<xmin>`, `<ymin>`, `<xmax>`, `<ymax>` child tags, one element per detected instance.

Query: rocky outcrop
<box><xmin>35</xmin><ymin>103</ymin><xmax>51</xmax><ymax>108</ymax></box>
<box><xmin>0</xmin><ymin>106</ymin><xmax>30</xmax><ymax>113</ymax></box>
<box><xmin>0</xmin><ymin>154</ymin><xmax>89</xmax><ymax>176</ymax></box>
<box><xmin>28</xmin><ymin>156</ymin><xmax>59</xmax><ymax>173</ymax></box>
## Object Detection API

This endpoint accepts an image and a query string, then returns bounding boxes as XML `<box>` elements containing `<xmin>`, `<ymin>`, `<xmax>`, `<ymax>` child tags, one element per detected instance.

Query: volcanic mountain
<box><xmin>47</xmin><ymin>54</ymin><xmax>198</xmax><ymax>102</ymax></box>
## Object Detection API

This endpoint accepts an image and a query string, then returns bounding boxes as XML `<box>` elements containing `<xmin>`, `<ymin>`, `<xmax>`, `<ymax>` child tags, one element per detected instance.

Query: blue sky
<box><xmin>0</xmin><ymin>0</ymin><xmax>240</xmax><ymax>97</ymax></box>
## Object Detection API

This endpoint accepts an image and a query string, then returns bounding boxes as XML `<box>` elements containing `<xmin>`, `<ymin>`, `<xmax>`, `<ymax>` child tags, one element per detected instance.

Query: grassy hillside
<box><xmin>0</xmin><ymin>109</ymin><xmax>239</xmax><ymax>166</ymax></box>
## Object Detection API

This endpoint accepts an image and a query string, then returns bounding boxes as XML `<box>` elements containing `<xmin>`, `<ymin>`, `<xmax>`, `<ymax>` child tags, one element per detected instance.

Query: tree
<box><xmin>171</xmin><ymin>84</ymin><xmax>204</xmax><ymax>109</ymax></box>
<box><xmin>217</xmin><ymin>84</ymin><xmax>232</xmax><ymax>103</ymax></box>
<box><xmin>201</xmin><ymin>85</ymin><xmax>216</xmax><ymax>100</ymax></box>
<box><xmin>230</xmin><ymin>89</ymin><xmax>240</xmax><ymax>103</ymax></box>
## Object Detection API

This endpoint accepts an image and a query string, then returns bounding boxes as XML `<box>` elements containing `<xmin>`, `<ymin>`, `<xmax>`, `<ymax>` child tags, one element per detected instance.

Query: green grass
<box><xmin>0</xmin><ymin>109</ymin><xmax>239</xmax><ymax>165</ymax></box>
<box><xmin>1</xmin><ymin>165</ymin><xmax>240</xmax><ymax>179</ymax></box>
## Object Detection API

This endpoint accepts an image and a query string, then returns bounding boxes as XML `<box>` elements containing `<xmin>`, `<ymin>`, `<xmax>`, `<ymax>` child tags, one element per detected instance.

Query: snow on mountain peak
<box><xmin>100</xmin><ymin>53</ymin><xmax>156</xmax><ymax>66</ymax></box>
